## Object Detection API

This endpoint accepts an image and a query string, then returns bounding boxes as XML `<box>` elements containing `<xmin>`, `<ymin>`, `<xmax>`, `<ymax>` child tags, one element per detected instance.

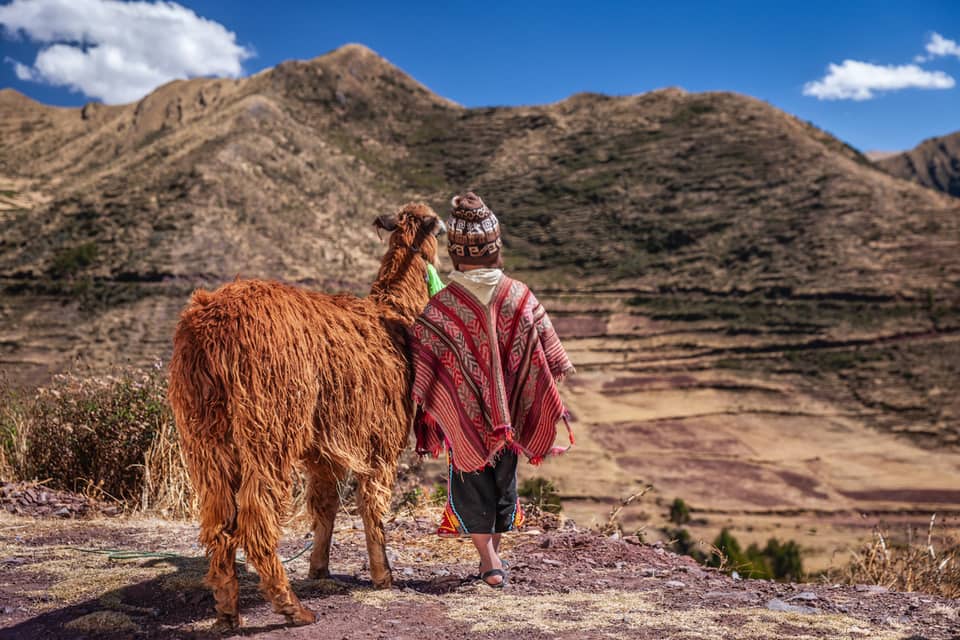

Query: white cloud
<box><xmin>803</xmin><ymin>59</ymin><xmax>954</xmax><ymax>101</ymax></box>
<box><xmin>923</xmin><ymin>32</ymin><xmax>960</xmax><ymax>60</ymax></box>
<box><xmin>0</xmin><ymin>0</ymin><xmax>252</xmax><ymax>104</ymax></box>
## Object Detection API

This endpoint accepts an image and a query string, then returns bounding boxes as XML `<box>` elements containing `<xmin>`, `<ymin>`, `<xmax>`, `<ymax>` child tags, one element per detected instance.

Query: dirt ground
<box><xmin>1</xmin><ymin>511</ymin><xmax>958</xmax><ymax>640</ymax></box>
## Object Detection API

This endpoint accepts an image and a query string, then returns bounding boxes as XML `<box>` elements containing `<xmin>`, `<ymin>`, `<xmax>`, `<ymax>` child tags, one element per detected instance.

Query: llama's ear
<box><xmin>422</xmin><ymin>215</ymin><xmax>440</xmax><ymax>236</ymax></box>
<box><xmin>373</xmin><ymin>213</ymin><xmax>398</xmax><ymax>232</ymax></box>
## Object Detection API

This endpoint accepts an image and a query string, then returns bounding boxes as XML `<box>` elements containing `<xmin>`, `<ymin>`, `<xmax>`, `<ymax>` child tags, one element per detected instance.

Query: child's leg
<box><xmin>471</xmin><ymin>534</ymin><xmax>504</xmax><ymax>586</ymax></box>
<box><xmin>493</xmin><ymin>450</ymin><xmax>521</xmax><ymax>534</ymax></box>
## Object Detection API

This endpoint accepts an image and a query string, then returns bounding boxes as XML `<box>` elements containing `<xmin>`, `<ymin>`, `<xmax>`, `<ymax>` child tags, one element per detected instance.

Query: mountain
<box><xmin>3</xmin><ymin>44</ymin><xmax>958</xmax><ymax>295</ymax></box>
<box><xmin>876</xmin><ymin>130</ymin><xmax>960</xmax><ymax>198</ymax></box>
<box><xmin>1</xmin><ymin>44</ymin><xmax>958</xmax><ymax>430</ymax></box>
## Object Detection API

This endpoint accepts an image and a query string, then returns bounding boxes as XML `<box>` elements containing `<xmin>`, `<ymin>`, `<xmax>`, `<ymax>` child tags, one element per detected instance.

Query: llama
<box><xmin>168</xmin><ymin>202</ymin><xmax>443</xmax><ymax>628</ymax></box>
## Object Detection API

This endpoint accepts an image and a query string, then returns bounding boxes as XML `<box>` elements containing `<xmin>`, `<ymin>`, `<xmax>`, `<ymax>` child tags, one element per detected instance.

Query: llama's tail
<box><xmin>169</xmin><ymin>289</ymin><xmax>230</xmax><ymax>443</ymax></box>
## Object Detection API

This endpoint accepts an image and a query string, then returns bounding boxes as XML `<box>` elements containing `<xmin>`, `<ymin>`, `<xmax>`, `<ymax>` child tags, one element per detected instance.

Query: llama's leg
<box><xmin>204</xmin><ymin>528</ymin><xmax>240</xmax><ymax>629</ymax></box>
<box><xmin>356</xmin><ymin>465</ymin><xmax>397</xmax><ymax>589</ymax></box>
<box><xmin>236</xmin><ymin>468</ymin><xmax>316</xmax><ymax>625</ymax></box>
<box><xmin>190</xmin><ymin>446</ymin><xmax>242</xmax><ymax>629</ymax></box>
<box><xmin>305</xmin><ymin>462</ymin><xmax>344</xmax><ymax>579</ymax></box>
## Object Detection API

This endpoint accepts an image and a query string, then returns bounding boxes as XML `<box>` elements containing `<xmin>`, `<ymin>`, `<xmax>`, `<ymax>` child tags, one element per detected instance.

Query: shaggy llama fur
<box><xmin>168</xmin><ymin>203</ymin><xmax>441</xmax><ymax>628</ymax></box>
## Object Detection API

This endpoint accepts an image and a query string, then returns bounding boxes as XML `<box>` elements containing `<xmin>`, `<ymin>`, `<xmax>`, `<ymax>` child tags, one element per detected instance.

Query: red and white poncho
<box><xmin>410</xmin><ymin>276</ymin><xmax>575</xmax><ymax>472</ymax></box>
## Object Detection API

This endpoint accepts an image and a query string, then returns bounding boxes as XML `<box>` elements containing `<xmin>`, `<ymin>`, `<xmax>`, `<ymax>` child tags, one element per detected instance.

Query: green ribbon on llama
<box><xmin>426</xmin><ymin>263</ymin><xmax>445</xmax><ymax>297</ymax></box>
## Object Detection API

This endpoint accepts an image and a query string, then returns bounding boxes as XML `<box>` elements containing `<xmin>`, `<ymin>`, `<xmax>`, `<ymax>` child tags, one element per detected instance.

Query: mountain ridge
<box><xmin>876</xmin><ymin>129</ymin><xmax>960</xmax><ymax>198</ymax></box>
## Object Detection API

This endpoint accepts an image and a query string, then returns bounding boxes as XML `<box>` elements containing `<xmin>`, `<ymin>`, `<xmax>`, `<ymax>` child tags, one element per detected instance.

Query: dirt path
<box><xmin>1</xmin><ymin>513</ymin><xmax>958</xmax><ymax>639</ymax></box>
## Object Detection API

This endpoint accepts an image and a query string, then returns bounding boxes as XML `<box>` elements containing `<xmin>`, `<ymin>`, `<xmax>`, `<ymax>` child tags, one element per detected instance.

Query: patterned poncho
<box><xmin>411</xmin><ymin>276</ymin><xmax>575</xmax><ymax>472</ymax></box>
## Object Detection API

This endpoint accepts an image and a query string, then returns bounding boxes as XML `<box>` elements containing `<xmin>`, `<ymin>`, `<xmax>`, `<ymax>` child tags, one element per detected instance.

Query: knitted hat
<box><xmin>446</xmin><ymin>192</ymin><xmax>502</xmax><ymax>265</ymax></box>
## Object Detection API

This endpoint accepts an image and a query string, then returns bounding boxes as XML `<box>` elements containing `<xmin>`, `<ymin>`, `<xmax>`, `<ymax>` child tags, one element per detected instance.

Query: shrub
<box><xmin>519</xmin><ymin>476</ymin><xmax>562</xmax><ymax>514</ymax></box>
<box><xmin>705</xmin><ymin>528</ymin><xmax>803</xmax><ymax>581</ymax></box>
<box><xmin>0</xmin><ymin>378</ymin><xmax>29</xmax><ymax>482</ymax></box>
<box><xmin>665</xmin><ymin>527</ymin><xmax>707</xmax><ymax>563</ymax></box>
<box><xmin>3</xmin><ymin>364</ymin><xmax>193</xmax><ymax>515</ymax></box>
<box><xmin>430</xmin><ymin>482</ymin><xmax>448</xmax><ymax>507</ymax></box>
<box><xmin>669</xmin><ymin>497</ymin><xmax>691</xmax><ymax>525</ymax></box>
<box><xmin>49</xmin><ymin>242</ymin><xmax>98</xmax><ymax>278</ymax></box>
<box><xmin>398</xmin><ymin>486</ymin><xmax>424</xmax><ymax>512</ymax></box>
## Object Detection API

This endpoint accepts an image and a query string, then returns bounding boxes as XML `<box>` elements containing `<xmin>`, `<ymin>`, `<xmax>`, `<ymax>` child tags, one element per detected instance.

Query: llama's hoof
<box><xmin>285</xmin><ymin>606</ymin><xmax>317</xmax><ymax>626</ymax></box>
<box><xmin>372</xmin><ymin>575</ymin><xmax>393</xmax><ymax>590</ymax></box>
<box><xmin>308</xmin><ymin>566</ymin><xmax>331</xmax><ymax>580</ymax></box>
<box><xmin>212</xmin><ymin>613</ymin><xmax>242</xmax><ymax>632</ymax></box>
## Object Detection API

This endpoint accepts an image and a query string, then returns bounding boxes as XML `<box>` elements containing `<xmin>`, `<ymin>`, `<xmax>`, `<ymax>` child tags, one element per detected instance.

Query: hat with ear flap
<box><xmin>446</xmin><ymin>192</ymin><xmax>501</xmax><ymax>265</ymax></box>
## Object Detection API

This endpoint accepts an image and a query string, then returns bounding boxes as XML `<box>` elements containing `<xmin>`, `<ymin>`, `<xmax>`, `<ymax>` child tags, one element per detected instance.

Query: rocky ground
<box><xmin>1</xmin><ymin>509</ymin><xmax>958</xmax><ymax>639</ymax></box>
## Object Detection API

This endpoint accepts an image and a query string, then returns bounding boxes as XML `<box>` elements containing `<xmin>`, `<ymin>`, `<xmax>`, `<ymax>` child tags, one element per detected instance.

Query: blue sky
<box><xmin>1</xmin><ymin>0</ymin><xmax>958</xmax><ymax>151</ymax></box>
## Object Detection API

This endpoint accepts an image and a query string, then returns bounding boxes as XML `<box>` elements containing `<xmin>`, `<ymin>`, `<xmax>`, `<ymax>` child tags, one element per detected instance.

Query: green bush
<box><xmin>49</xmin><ymin>242</ymin><xmax>98</xmax><ymax>278</ymax></box>
<box><xmin>398</xmin><ymin>486</ymin><xmax>424</xmax><ymax>511</ymax></box>
<box><xmin>12</xmin><ymin>364</ymin><xmax>173</xmax><ymax>502</ymax></box>
<box><xmin>669</xmin><ymin>497</ymin><xmax>691</xmax><ymax>525</ymax></box>
<box><xmin>519</xmin><ymin>476</ymin><xmax>563</xmax><ymax>514</ymax></box>
<box><xmin>430</xmin><ymin>482</ymin><xmax>448</xmax><ymax>507</ymax></box>
<box><xmin>665</xmin><ymin>527</ymin><xmax>707</xmax><ymax>563</ymax></box>
<box><xmin>706</xmin><ymin>527</ymin><xmax>804</xmax><ymax>581</ymax></box>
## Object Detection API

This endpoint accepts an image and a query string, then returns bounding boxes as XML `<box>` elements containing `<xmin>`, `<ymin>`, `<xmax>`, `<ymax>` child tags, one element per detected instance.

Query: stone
<box><xmin>854</xmin><ymin>584</ymin><xmax>888</xmax><ymax>594</ymax></box>
<box><xmin>766</xmin><ymin>598</ymin><xmax>818</xmax><ymax>615</ymax></box>
<box><xmin>664</xmin><ymin>580</ymin><xmax>686</xmax><ymax>589</ymax></box>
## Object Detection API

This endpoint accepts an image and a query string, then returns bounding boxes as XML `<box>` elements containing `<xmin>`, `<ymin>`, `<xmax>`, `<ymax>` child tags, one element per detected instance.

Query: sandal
<box><xmin>476</xmin><ymin>559</ymin><xmax>509</xmax><ymax>577</ymax></box>
<box><xmin>479</xmin><ymin>568</ymin><xmax>507</xmax><ymax>589</ymax></box>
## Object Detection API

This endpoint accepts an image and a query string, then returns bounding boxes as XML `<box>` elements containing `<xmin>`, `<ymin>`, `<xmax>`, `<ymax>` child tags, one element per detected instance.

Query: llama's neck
<box><xmin>369</xmin><ymin>246</ymin><xmax>430</xmax><ymax>326</ymax></box>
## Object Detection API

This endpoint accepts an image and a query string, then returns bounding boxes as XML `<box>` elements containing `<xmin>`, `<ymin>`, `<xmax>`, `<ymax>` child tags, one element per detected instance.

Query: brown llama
<box><xmin>168</xmin><ymin>202</ymin><xmax>444</xmax><ymax>628</ymax></box>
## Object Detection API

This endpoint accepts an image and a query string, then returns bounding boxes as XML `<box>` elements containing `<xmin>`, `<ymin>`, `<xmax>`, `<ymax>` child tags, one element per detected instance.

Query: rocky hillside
<box><xmin>876</xmin><ymin>130</ymin><xmax>960</xmax><ymax>198</ymax></box>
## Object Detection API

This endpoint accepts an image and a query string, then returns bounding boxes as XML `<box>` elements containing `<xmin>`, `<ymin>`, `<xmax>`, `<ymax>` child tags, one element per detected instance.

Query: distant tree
<box><xmin>766</xmin><ymin>538</ymin><xmax>803</xmax><ymax>582</ymax></box>
<box><xmin>666</xmin><ymin>527</ymin><xmax>706</xmax><ymax>563</ymax></box>
<box><xmin>709</xmin><ymin>528</ymin><xmax>744</xmax><ymax>570</ymax></box>
<box><xmin>669</xmin><ymin>498</ymin><xmax>691</xmax><ymax>525</ymax></box>
<box><xmin>744</xmin><ymin>543</ymin><xmax>773</xmax><ymax>580</ymax></box>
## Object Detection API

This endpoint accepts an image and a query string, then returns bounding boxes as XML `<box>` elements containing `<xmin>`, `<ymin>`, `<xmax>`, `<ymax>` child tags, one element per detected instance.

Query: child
<box><xmin>410</xmin><ymin>192</ymin><xmax>574</xmax><ymax>588</ymax></box>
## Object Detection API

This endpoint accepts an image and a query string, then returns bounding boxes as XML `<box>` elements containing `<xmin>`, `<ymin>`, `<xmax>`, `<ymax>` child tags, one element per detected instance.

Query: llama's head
<box><xmin>373</xmin><ymin>202</ymin><xmax>446</xmax><ymax>269</ymax></box>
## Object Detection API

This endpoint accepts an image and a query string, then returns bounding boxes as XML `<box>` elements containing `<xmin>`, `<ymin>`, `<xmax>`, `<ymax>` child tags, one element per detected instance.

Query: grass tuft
<box><xmin>830</xmin><ymin>515</ymin><xmax>960</xmax><ymax>599</ymax></box>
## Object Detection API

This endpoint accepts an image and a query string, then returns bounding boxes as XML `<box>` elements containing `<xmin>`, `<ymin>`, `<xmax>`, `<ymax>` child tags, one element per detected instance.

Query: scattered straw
<box><xmin>830</xmin><ymin>514</ymin><xmax>960</xmax><ymax>599</ymax></box>
<box><xmin>64</xmin><ymin>611</ymin><xmax>138</xmax><ymax>633</ymax></box>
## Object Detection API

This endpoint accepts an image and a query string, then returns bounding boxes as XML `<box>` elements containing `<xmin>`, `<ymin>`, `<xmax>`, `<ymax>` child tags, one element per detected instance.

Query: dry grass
<box><xmin>598</xmin><ymin>485</ymin><xmax>653</xmax><ymax>536</ymax></box>
<box><xmin>0</xmin><ymin>375</ymin><xmax>30</xmax><ymax>483</ymax></box>
<box><xmin>140</xmin><ymin>412</ymin><xmax>194</xmax><ymax>518</ymax></box>
<box><xmin>64</xmin><ymin>611</ymin><xmax>138</xmax><ymax>633</ymax></box>
<box><xmin>831</xmin><ymin>514</ymin><xmax>960</xmax><ymax>598</ymax></box>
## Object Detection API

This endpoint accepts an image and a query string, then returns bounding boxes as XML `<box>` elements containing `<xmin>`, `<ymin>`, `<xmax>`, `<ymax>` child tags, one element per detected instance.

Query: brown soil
<box><xmin>1</xmin><ymin>513</ymin><xmax>959</xmax><ymax>640</ymax></box>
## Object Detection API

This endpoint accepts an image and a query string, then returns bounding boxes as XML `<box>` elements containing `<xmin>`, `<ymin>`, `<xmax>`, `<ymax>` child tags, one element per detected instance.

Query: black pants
<box><xmin>448</xmin><ymin>449</ymin><xmax>520</xmax><ymax>534</ymax></box>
